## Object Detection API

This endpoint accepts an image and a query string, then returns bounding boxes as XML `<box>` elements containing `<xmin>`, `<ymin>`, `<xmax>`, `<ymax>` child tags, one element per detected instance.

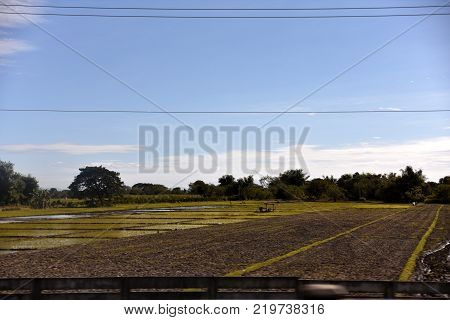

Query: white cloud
<box><xmin>0</xmin><ymin>38</ymin><xmax>33</xmax><ymax>56</ymax></box>
<box><xmin>4</xmin><ymin>136</ymin><xmax>449</xmax><ymax>188</ymax></box>
<box><xmin>378</xmin><ymin>107</ymin><xmax>402</xmax><ymax>111</ymax></box>
<box><xmin>301</xmin><ymin>136</ymin><xmax>449</xmax><ymax>181</ymax></box>
<box><xmin>89</xmin><ymin>161</ymin><xmax>139</xmax><ymax>170</ymax></box>
<box><xmin>95</xmin><ymin>136</ymin><xmax>450</xmax><ymax>185</ymax></box>
<box><xmin>0</xmin><ymin>0</ymin><xmax>44</xmax><ymax>28</ymax></box>
<box><xmin>0</xmin><ymin>143</ymin><xmax>138</xmax><ymax>154</ymax></box>
<box><xmin>0</xmin><ymin>1</ymin><xmax>43</xmax><ymax>65</ymax></box>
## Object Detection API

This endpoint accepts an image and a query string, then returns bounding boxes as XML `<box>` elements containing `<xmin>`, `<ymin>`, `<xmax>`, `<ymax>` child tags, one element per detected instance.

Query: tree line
<box><xmin>185</xmin><ymin>167</ymin><xmax>449</xmax><ymax>204</ymax></box>
<box><xmin>0</xmin><ymin>159</ymin><xmax>449</xmax><ymax>207</ymax></box>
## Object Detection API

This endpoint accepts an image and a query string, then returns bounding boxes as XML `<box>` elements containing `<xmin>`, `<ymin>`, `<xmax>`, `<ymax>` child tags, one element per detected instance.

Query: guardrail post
<box><xmin>31</xmin><ymin>279</ymin><xmax>41</xmax><ymax>299</ymax></box>
<box><xmin>384</xmin><ymin>282</ymin><xmax>395</xmax><ymax>299</ymax></box>
<box><xmin>121</xmin><ymin>278</ymin><xmax>130</xmax><ymax>299</ymax></box>
<box><xmin>207</xmin><ymin>277</ymin><xmax>217</xmax><ymax>299</ymax></box>
<box><xmin>295</xmin><ymin>280</ymin><xmax>304</xmax><ymax>299</ymax></box>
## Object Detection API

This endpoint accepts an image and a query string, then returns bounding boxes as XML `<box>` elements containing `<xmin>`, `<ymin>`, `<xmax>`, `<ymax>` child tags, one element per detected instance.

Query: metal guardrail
<box><xmin>0</xmin><ymin>277</ymin><xmax>448</xmax><ymax>299</ymax></box>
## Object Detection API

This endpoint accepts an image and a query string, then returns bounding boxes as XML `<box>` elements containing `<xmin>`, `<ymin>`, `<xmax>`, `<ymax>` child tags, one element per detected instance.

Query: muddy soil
<box><xmin>249</xmin><ymin>205</ymin><xmax>438</xmax><ymax>280</ymax></box>
<box><xmin>0</xmin><ymin>208</ymin><xmax>392</xmax><ymax>278</ymax></box>
<box><xmin>417</xmin><ymin>241</ymin><xmax>450</xmax><ymax>282</ymax></box>
<box><xmin>0</xmin><ymin>205</ymin><xmax>445</xmax><ymax>281</ymax></box>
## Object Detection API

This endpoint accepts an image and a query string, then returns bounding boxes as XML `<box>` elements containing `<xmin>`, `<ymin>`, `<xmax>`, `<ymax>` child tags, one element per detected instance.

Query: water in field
<box><xmin>0</xmin><ymin>205</ymin><xmax>227</xmax><ymax>223</ymax></box>
<box><xmin>130</xmin><ymin>205</ymin><xmax>227</xmax><ymax>212</ymax></box>
<box><xmin>0</xmin><ymin>205</ymin><xmax>248</xmax><ymax>254</ymax></box>
<box><xmin>0</xmin><ymin>213</ymin><xmax>97</xmax><ymax>223</ymax></box>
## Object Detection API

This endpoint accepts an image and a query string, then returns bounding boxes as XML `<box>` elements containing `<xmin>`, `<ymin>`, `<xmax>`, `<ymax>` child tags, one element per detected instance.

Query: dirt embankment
<box><xmin>415</xmin><ymin>205</ymin><xmax>449</xmax><ymax>282</ymax></box>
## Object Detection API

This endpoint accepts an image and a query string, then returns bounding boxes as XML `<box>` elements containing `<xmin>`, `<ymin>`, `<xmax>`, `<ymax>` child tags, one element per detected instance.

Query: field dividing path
<box><xmin>398</xmin><ymin>205</ymin><xmax>443</xmax><ymax>281</ymax></box>
<box><xmin>245</xmin><ymin>205</ymin><xmax>443</xmax><ymax>280</ymax></box>
<box><xmin>225</xmin><ymin>210</ymin><xmax>399</xmax><ymax>276</ymax></box>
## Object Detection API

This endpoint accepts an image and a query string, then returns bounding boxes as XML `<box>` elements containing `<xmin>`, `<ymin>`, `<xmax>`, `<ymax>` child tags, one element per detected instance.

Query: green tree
<box><xmin>188</xmin><ymin>180</ymin><xmax>216</xmax><ymax>197</ymax></box>
<box><xmin>30</xmin><ymin>189</ymin><xmax>51</xmax><ymax>209</ymax></box>
<box><xmin>218</xmin><ymin>175</ymin><xmax>235</xmax><ymax>186</ymax></box>
<box><xmin>69</xmin><ymin>166</ymin><xmax>124</xmax><ymax>206</ymax></box>
<box><xmin>0</xmin><ymin>160</ymin><xmax>15</xmax><ymax>205</ymax></box>
<box><xmin>272</xmin><ymin>183</ymin><xmax>305</xmax><ymax>200</ymax></box>
<box><xmin>404</xmin><ymin>186</ymin><xmax>425</xmax><ymax>203</ymax></box>
<box><xmin>170</xmin><ymin>187</ymin><xmax>185</xmax><ymax>195</ymax></box>
<box><xmin>397</xmin><ymin>166</ymin><xmax>427</xmax><ymax>202</ymax></box>
<box><xmin>430</xmin><ymin>176</ymin><xmax>450</xmax><ymax>203</ymax></box>
<box><xmin>0</xmin><ymin>160</ymin><xmax>39</xmax><ymax>205</ymax></box>
<box><xmin>21</xmin><ymin>175</ymin><xmax>39</xmax><ymax>202</ymax></box>
<box><xmin>337</xmin><ymin>173</ymin><xmax>384</xmax><ymax>201</ymax></box>
<box><xmin>439</xmin><ymin>176</ymin><xmax>450</xmax><ymax>185</ymax></box>
<box><xmin>218</xmin><ymin>175</ymin><xmax>238</xmax><ymax>197</ymax></box>
<box><xmin>306</xmin><ymin>178</ymin><xmax>344</xmax><ymax>201</ymax></box>
<box><xmin>279</xmin><ymin>169</ymin><xmax>309</xmax><ymax>186</ymax></box>
<box><xmin>236</xmin><ymin>176</ymin><xmax>255</xmax><ymax>200</ymax></box>
<box><xmin>433</xmin><ymin>185</ymin><xmax>449</xmax><ymax>204</ymax></box>
<box><xmin>131</xmin><ymin>183</ymin><xmax>169</xmax><ymax>195</ymax></box>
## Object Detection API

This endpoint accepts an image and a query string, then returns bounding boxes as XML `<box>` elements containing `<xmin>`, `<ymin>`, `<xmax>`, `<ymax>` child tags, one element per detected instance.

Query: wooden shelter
<box><xmin>258</xmin><ymin>201</ymin><xmax>279</xmax><ymax>213</ymax></box>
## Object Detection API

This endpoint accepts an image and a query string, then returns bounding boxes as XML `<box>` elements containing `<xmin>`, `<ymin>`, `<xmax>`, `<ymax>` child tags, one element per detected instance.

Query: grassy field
<box><xmin>0</xmin><ymin>201</ymin><xmax>225</xmax><ymax>218</ymax></box>
<box><xmin>0</xmin><ymin>201</ymin><xmax>409</xmax><ymax>254</ymax></box>
<box><xmin>0</xmin><ymin>200</ymin><xmax>408</xmax><ymax>218</ymax></box>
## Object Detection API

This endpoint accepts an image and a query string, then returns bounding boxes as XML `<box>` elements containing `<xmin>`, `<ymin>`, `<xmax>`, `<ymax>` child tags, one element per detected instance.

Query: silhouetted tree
<box><xmin>170</xmin><ymin>187</ymin><xmax>185</xmax><ymax>195</ymax></box>
<box><xmin>131</xmin><ymin>183</ymin><xmax>169</xmax><ymax>195</ymax></box>
<box><xmin>69</xmin><ymin>166</ymin><xmax>124</xmax><ymax>206</ymax></box>
<box><xmin>236</xmin><ymin>175</ymin><xmax>255</xmax><ymax>200</ymax></box>
<box><xmin>440</xmin><ymin>176</ymin><xmax>450</xmax><ymax>185</ymax></box>
<box><xmin>430</xmin><ymin>176</ymin><xmax>450</xmax><ymax>203</ymax></box>
<box><xmin>188</xmin><ymin>180</ymin><xmax>217</xmax><ymax>197</ymax></box>
<box><xmin>218</xmin><ymin>174</ymin><xmax>238</xmax><ymax>197</ymax></box>
<box><xmin>218</xmin><ymin>175</ymin><xmax>235</xmax><ymax>186</ymax></box>
<box><xmin>279</xmin><ymin>169</ymin><xmax>309</xmax><ymax>186</ymax></box>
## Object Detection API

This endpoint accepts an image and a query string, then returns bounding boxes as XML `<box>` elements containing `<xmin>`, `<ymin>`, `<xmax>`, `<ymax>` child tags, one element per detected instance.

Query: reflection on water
<box><xmin>0</xmin><ymin>205</ymin><xmax>226</xmax><ymax>223</ymax></box>
<box><xmin>0</xmin><ymin>205</ymin><xmax>229</xmax><ymax>254</ymax></box>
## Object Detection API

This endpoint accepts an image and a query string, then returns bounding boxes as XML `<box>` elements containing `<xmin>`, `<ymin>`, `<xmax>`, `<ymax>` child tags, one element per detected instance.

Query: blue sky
<box><xmin>0</xmin><ymin>0</ymin><xmax>449</xmax><ymax>188</ymax></box>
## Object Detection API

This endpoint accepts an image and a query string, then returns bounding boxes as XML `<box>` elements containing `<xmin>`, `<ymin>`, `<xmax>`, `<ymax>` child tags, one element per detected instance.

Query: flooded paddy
<box><xmin>0</xmin><ymin>202</ymin><xmax>411</xmax><ymax>255</ymax></box>
<box><xmin>0</xmin><ymin>204</ymin><xmax>260</xmax><ymax>254</ymax></box>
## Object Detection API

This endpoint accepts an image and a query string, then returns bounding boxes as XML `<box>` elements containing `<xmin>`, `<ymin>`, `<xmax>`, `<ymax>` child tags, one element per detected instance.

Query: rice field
<box><xmin>0</xmin><ymin>203</ymin><xmax>447</xmax><ymax>282</ymax></box>
<box><xmin>0</xmin><ymin>201</ymin><xmax>409</xmax><ymax>254</ymax></box>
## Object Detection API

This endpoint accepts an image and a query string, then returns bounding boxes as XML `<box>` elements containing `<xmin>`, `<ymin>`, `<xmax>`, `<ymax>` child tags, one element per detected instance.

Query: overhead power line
<box><xmin>1</xmin><ymin>11</ymin><xmax>450</xmax><ymax>19</ymax></box>
<box><xmin>1</xmin><ymin>4</ymin><xmax>449</xmax><ymax>11</ymax></box>
<box><xmin>0</xmin><ymin>108</ymin><xmax>448</xmax><ymax>115</ymax></box>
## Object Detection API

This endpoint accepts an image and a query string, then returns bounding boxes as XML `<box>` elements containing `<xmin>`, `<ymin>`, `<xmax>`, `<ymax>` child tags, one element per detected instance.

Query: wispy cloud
<box><xmin>0</xmin><ymin>38</ymin><xmax>33</xmax><ymax>56</ymax></box>
<box><xmin>3</xmin><ymin>137</ymin><xmax>449</xmax><ymax>187</ymax></box>
<box><xmin>378</xmin><ymin>107</ymin><xmax>402</xmax><ymax>111</ymax></box>
<box><xmin>0</xmin><ymin>1</ymin><xmax>42</xmax><ymax>65</ymax></box>
<box><xmin>89</xmin><ymin>161</ymin><xmax>139</xmax><ymax>169</ymax></box>
<box><xmin>0</xmin><ymin>0</ymin><xmax>43</xmax><ymax>28</ymax></box>
<box><xmin>0</xmin><ymin>143</ymin><xmax>137</xmax><ymax>154</ymax></box>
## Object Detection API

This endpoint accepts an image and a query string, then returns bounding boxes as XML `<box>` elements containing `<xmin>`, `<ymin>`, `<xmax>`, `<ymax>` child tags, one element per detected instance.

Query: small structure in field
<box><xmin>258</xmin><ymin>201</ymin><xmax>279</xmax><ymax>213</ymax></box>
